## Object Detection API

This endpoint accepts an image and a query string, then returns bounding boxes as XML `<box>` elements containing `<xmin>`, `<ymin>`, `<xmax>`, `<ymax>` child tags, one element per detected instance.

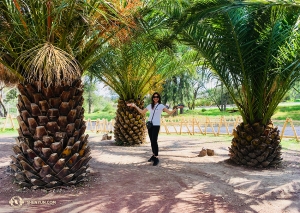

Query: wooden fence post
<box><xmin>205</xmin><ymin>117</ymin><xmax>217</xmax><ymax>136</ymax></box>
<box><xmin>2</xmin><ymin>114</ymin><xmax>15</xmax><ymax>130</ymax></box>
<box><xmin>217</xmin><ymin>116</ymin><xmax>230</xmax><ymax>135</ymax></box>
<box><xmin>280</xmin><ymin>118</ymin><xmax>289</xmax><ymax>140</ymax></box>
<box><xmin>95</xmin><ymin>119</ymin><xmax>100</xmax><ymax>133</ymax></box>
<box><xmin>195</xmin><ymin>117</ymin><xmax>204</xmax><ymax>135</ymax></box>
<box><xmin>86</xmin><ymin>118</ymin><xmax>93</xmax><ymax>133</ymax></box>
<box><xmin>289</xmin><ymin>119</ymin><xmax>299</xmax><ymax>142</ymax></box>
<box><xmin>280</xmin><ymin>118</ymin><xmax>299</xmax><ymax>142</ymax></box>
<box><xmin>192</xmin><ymin>117</ymin><xmax>195</xmax><ymax>135</ymax></box>
<box><xmin>161</xmin><ymin>117</ymin><xmax>170</xmax><ymax>134</ymax></box>
<box><xmin>184</xmin><ymin>117</ymin><xmax>192</xmax><ymax>135</ymax></box>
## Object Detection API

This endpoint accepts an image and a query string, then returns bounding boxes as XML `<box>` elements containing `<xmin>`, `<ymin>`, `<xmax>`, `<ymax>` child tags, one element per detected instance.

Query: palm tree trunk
<box><xmin>114</xmin><ymin>99</ymin><xmax>146</xmax><ymax>145</ymax></box>
<box><xmin>229</xmin><ymin>121</ymin><xmax>282</xmax><ymax>168</ymax></box>
<box><xmin>10</xmin><ymin>80</ymin><xmax>91</xmax><ymax>188</ymax></box>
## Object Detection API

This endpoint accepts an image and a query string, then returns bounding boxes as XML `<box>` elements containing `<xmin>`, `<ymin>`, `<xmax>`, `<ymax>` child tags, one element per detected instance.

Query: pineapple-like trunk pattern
<box><xmin>229</xmin><ymin>121</ymin><xmax>282</xmax><ymax>168</ymax></box>
<box><xmin>114</xmin><ymin>99</ymin><xmax>146</xmax><ymax>145</ymax></box>
<box><xmin>10</xmin><ymin>80</ymin><xmax>91</xmax><ymax>189</ymax></box>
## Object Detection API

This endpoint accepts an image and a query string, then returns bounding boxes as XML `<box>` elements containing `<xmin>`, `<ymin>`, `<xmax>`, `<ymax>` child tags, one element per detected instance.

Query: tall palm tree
<box><xmin>89</xmin><ymin>36</ymin><xmax>179</xmax><ymax>145</ymax></box>
<box><xmin>87</xmin><ymin>0</ymin><xmax>187</xmax><ymax>146</ymax></box>
<box><xmin>162</xmin><ymin>0</ymin><xmax>300</xmax><ymax>167</ymax></box>
<box><xmin>0</xmin><ymin>0</ymin><xmax>138</xmax><ymax>188</ymax></box>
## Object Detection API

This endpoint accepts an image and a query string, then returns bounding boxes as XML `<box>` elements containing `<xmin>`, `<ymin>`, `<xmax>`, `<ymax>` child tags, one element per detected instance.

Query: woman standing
<box><xmin>127</xmin><ymin>92</ymin><xmax>183</xmax><ymax>166</ymax></box>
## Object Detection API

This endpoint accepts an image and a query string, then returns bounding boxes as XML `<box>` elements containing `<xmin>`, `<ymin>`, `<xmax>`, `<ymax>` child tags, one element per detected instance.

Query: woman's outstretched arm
<box><xmin>163</xmin><ymin>105</ymin><xmax>183</xmax><ymax>115</ymax></box>
<box><xmin>127</xmin><ymin>103</ymin><xmax>148</xmax><ymax>115</ymax></box>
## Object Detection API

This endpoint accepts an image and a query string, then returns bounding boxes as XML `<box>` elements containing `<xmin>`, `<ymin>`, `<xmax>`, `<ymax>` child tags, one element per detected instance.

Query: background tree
<box><xmin>0</xmin><ymin>0</ymin><xmax>139</xmax><ymax>188</ymax></box>
<box><xmin>184</xmin><ymin>66</ymin><xmax>213</xmax><ymax>110</ymax></box>
<box><xmin>82</xmin><ymin>74</ymin><xmax>98</xmax><ymax>114</ymax></box>
<box><xmin>204</xmin><ymin>81</ymin><xmax>232</xmax><ymax>111</ymax></box>
<box><xmin>161</xmin><ymin>45</ymin><xmax>202</xmax><ymax>111</ymax></box>
<box><xmin>0</xmin><ymin>63</ymin><xmax>19</xmax><ymax>116</ymax></box>
<box><xmin>283</xmin><ymin>80</ymin><xmax>300</xmax><ymax>102</ymax></box>
<box><xmin>168</xmin><ymin>0</ymin><xmax>300</xmax><ymax>167</ymax></box>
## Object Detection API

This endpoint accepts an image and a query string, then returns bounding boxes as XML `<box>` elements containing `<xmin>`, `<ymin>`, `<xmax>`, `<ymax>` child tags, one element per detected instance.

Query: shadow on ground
<box><xmin>0</xmin><ymin>134</ymin><xmax>299</xmax><ymax>213</ymax></box>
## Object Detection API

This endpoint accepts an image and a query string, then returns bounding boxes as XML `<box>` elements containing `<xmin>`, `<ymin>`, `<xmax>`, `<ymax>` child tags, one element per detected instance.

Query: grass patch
<box><xmin>280</xmin><ymin>139</ymin><xmax>300</xmax><ymax>151</ymax></box>
<box><xmin>182</xmin><ymin>108</ymin><xmax>240</xmax><ymax>117</ymax></box>
<box><xmin>272</xmin><ymin>105</ymin><xmax>300</xmax><ymax>120</ymax></box>
<box><xmin>0</xmin><ymin>128</ymin><xmax>18</xmax><ymax>136</ymax></box>
<box><xmin>84</xmin><ymin>111</ymin><xmax>116</xmax><ymax>120</ymax></box>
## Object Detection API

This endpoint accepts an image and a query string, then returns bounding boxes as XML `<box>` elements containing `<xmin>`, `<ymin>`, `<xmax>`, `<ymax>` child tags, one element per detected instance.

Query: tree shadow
<box><xmin>0</xmin><ymin>134</ymin><xmax>299</xmax><ymax>213</ymax></box>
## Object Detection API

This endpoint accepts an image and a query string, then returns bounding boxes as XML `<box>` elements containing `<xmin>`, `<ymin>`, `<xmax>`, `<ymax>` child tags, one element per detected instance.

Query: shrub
<box><xmin>102</xmin><ymin>103</ymin><xmax>115</xmax><ymax>113</ymax></box>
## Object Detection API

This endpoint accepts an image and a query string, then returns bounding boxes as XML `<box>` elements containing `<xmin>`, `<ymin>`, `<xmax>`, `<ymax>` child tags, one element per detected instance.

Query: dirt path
<box><xmin>0</xmin><ymin>134</ymin><xmax>299</xmax><ymax>213</ymax></box>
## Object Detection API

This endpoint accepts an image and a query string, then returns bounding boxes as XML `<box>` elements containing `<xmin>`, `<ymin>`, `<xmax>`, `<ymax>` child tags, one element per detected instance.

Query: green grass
<box><xmin>280</xmin><ymin>139</ymin><xmax>300</xmax><ymax>151</ymax></box>
<box><xmin>0</xmin><ymin>128</ymin><xmax>18</xmax><ymax>135</ymax></box>
<box><xmin>182</xmin><ymin>107</ymin><xmax>240</xmax><ymax>117</ymax></box>
<box><xmin>272</xmin><ymin>105</ymin><xmax>300</xmax><ymax>121</ymax></box>
<box><xmin>84</xmin><ymin>111</ymin><xmax>116</xmax><ymax>120</ymax></box>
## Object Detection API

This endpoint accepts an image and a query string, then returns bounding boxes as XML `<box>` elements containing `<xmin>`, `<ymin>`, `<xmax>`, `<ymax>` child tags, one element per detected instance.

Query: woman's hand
<box><xmin>126</xmin><ymin>103</ymin><xmax>148</xmax><ymax>114</ymax></box>
<box><xmin>126</xmin><ymin>103</ymin><xmax>135</xmax><ymax>107</ymax></box>
<box><xmin>173</xmin><ymin>105</ymin><xmax>184</xmax><ymax>110</ymax></box>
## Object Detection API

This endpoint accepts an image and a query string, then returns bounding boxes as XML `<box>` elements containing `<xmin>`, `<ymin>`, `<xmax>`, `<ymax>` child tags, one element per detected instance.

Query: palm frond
<box><xmin>89</xmin><ymin>36</ymin><xmax>179</xmax><ymax>100</ymax></box>
<box><xmin>170</xmin><ymin>0</ymin><xmax>300</xmax><ymax>125</ymax></box>
<box><xmin>0</xmin><ymin>63</ymin><xmax>19</xmax><ymax>86</ymax></box>
<box><xmin>16</xmin><ymin>42</ymin><xmax>81</xmax><ymax>87</ymax></box>
<box><xmin>0</xmin><ymin>0</ymin><xmax>141</xmax><ymax>84</ymax></box>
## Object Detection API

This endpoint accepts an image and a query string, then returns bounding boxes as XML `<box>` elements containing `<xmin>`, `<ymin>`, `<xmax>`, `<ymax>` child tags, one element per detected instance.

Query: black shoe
<box><xmin>153</xmin><ymin>157</ymin><xmax>159</xmax><ymax>166</ymax></box>
<box><xmin>148</xmin><ymin>155</ymin><xmax>155</xmax><ymax>162</ymax></box>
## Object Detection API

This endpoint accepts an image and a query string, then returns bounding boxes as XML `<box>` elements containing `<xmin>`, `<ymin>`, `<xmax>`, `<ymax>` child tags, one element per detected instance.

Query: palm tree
<box><xmin>87</xmin><ymin>0</ymin><xmax>188</xmax><ymax>146</ymax></box>
<box><xmin>0</xmin><ymin>0</ymin><xmax>139</xmax><ymax>188</ymax></box>
<box><xmin>163</xmin><ymin>0</ymin><xmax>300</xmax><ymax>167</ymax></box>
<box><xmin>83</xmin><ymin>74</ymin><xmax>98</xmax><ymax>114</ymax></box>
<box><xmin>89</xmin><ymin>35</ymin><xmax>179</xmax><ymax>145</ymax></box>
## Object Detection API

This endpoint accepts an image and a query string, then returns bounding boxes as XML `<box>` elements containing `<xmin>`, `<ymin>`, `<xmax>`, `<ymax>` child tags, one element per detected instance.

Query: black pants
<box><xmin>148</xmin><ymin>125</ymin><xmax>160</xmax><ymax>156</ymax></box>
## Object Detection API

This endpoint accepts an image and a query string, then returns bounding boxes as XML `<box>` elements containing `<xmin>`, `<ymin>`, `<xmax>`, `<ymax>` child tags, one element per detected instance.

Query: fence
<box><xmin>1</xmin><ymin>114</ymin><xmax>299</xmax><ymax>141</ymax></box>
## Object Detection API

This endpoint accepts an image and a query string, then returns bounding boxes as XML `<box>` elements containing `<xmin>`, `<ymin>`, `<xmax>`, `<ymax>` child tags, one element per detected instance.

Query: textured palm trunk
<box><xmin>114</xmin><ymin>99</ymin><xmax>146</xmax><ymax>145</ymax></box>
<box><xmin>10</xmin><ymin>80</ymin><xmax>91</xmax><ymax>189</ymax></box>
<box><xmin>229</xmin><ymin>121</ymin><xmax>282</xmax><ymax>168</ymax></box>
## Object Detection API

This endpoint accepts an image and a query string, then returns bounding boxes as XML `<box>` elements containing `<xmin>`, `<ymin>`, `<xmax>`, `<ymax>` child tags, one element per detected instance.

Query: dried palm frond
<box><xmin>16</xmin><ymin>43</ymin><xmax>81</xmax><ymax>88</ymax></box>
<box><xmin>0</xmin><ymin>63</ymin><xmax>20</xmax><ymax>86</ymax></box>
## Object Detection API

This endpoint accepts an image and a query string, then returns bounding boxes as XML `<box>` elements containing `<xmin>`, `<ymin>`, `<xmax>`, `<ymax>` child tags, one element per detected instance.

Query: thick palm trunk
<box><xmin>229</xmin><ymin>121</ymin><xmax>282</xmax><ymax>168</ymax></box>
<box><xmin>114</xmin><ymin>99</ymin><xmax>146</xmax><ymax>145</ymax></box>
<box><xmin>10</xmin><ymin>80</ymin><xmax>91</xmax><ymax>189</ymax></box>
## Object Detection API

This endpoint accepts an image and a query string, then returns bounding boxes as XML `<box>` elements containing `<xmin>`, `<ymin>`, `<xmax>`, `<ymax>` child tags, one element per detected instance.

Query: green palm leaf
<box><xmin>0</xmin><ymin>0</ymin><xmax>129</xmax><ymax>81</ymax></box>
<box><xmin>89</xmin><ymin>36</ymin><xmax>179</xmax><ymax>100</ymax></box>
<box><xmin>175</xmin><ymin>1</ymin><xmax>300</xmax><ymax>125</ymax></box>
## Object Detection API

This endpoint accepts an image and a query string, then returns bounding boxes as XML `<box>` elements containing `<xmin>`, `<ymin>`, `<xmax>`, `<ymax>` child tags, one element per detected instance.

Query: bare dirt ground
<box><xmin>0</xmin><ymin>133</ymin><xmax>299</xmax><ymax>213</ymax></box>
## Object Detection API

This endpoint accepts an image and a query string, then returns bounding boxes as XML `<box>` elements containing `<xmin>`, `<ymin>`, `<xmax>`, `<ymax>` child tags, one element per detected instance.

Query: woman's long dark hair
<box><xmin>151</xmin><ymin>92</ymin><xmax>161</xmax><ymax>109</ymax></box>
